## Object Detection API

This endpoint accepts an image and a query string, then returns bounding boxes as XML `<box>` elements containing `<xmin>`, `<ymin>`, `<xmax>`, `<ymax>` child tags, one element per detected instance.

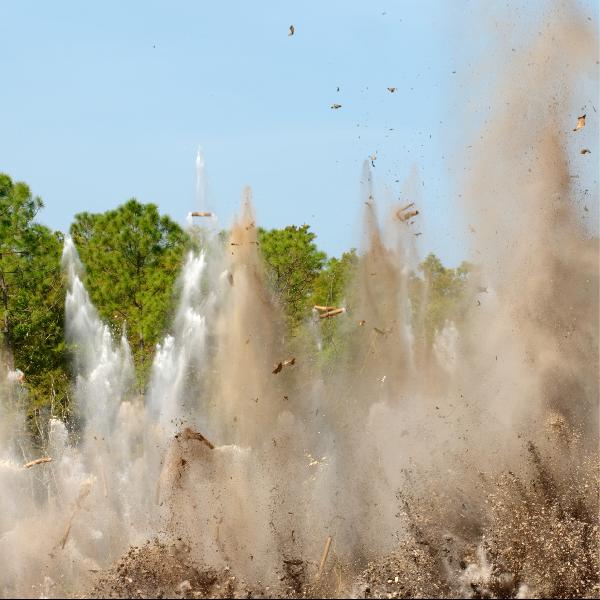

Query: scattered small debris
<box><xmin>581</xmin><ymin>148</ymin><xmax>591</xmax><ymax>154</ymax></box>
<box><xmin>387</xmin><ymin>87</ymin><xmax>397</xmax><ymax>93</ymax></box>
<box><xmin>373</xmin><ymin>327</ymin><xmax>390</xmax><ymax>336</ymax></box>
<box><xmin>288</xmin><ymin>25</ymin><xmax>295</xmax><ymax>36</ymax></box>
<box><xmin>358</xmin><ymin>320</ymin><xmax>367</xmax><ymax>326</ymax></box>
<box><xmin>573</xmin><ymin>114</ymin><xmax>586</xmax><ymax>131</ymax></box>
<box><xmin>331</xmin><ymin>103</ymin><xmax>342</xmax><ymax>110</ymax></box>
<box><xmin>23</xmin><ymin>457</ymin><xmax>52</xmax><ymax>469</ymax></box>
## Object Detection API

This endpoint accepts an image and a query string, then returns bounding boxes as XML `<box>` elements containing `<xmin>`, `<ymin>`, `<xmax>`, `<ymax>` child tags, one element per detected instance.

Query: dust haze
<box><xmin>0</xmin><ymin>4</ymin><xmax>598</xmax><ymax>599</ymax></box>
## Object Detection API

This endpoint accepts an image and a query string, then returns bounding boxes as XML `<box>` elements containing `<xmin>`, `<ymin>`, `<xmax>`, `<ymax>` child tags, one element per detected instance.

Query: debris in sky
<box><xmin>387</xmin><ymin>87</ymin><xmax>397</xmax><ymax>93</ymax></box>
<box><xmin>331</xmin><ymin>104</ymin><xmax>342</xmax><ymax>110</ymax></box>
<box><xmin>580</xmin><ymin>148</ymin><xmax>591</xmax><ymax>154</ymax></box>
<box><xmin>370</xmin><ymin>153</ymin><xmax>377</xmax><ymax>167</ymax></box>
<box><xmin>288</xmin><ymin>25</ymin><xmax>295</xmax><ymax>36</ymax></box>
<box><xmin>190</xmin><ymin>211</ymin><xmax>213</xmax><ymax>218</ymax></box>
<box><xmin>573</xmin><ymin>114</ymin><xmax>586</xmax><ymax>131</ymax></box>
<box><xmin>397</xmin><ymin>207</ymin><xmax>419</xmax><ymax>222</ymax></box>
<box><xmin>414</xmin><ymin>232</ymin><xmax>422</xmax><ymax>237</ymax></box>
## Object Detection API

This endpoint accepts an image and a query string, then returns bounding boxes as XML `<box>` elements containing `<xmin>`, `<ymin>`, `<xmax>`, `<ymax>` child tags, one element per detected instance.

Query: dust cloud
<box><xmin>0</xmin><ymin>4</ymin><xmax>598</xmax><ymax>599</ymax></box>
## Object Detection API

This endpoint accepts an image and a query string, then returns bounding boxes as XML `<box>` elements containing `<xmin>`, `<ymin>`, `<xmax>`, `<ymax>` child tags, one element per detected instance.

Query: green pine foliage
<box><xmin>70</xmin><ymin>199</ymin><xmax>189</xmax><ymax>386</ymax></box>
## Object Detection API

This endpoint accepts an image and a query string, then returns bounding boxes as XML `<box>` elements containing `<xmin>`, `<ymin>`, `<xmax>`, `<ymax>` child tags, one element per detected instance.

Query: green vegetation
<box><xmin>70</xmin><ymin>200</ymin><xmax>188</xmax><ymax>385</ymax></box>
<box><xmin>0</xmin><ymin>174</ymin><xmax>69</xmax><ymax>421</ymax></box>
<box><xmin>0</xmin><ymin>171</ymin><xmax>473</xmax><ymax>423</ymax></box>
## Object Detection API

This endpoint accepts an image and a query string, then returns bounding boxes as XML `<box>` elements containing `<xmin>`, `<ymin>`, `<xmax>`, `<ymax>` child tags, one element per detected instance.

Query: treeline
<box><xmin>0</xmin><ymin>173</ymin><xmax>472</xmax><ymax>423</ymax></box>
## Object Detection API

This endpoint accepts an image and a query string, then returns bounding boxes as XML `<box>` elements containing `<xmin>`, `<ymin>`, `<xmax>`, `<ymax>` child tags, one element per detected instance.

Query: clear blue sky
<box><xmin>1</xmin><ymin>1</ymin><xmax>597</xmax><ymax>266</ymax></box>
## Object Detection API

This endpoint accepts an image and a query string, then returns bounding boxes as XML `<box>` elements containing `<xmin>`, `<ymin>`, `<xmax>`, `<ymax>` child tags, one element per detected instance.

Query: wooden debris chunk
<box><xmin>288</xmin><ymin>25</ymin><xmax>295</xmax><ymax>36</ymax></box>
<box><xmin>573</xmin><ymin>114</ymin><xmax>586</xmax><ymax>131</ymax></box>
<box><xmin>397</xmin><ymin>209</ymin><xmax>419</xmax><ymax>222</ymax></box>
<box><xmin>273</xmin><ymin>357</ymin><xmax>295</xmax><ymax>374</ymax></box>
<box><xmin>387</xmin><ymin>87</ymin><xmax>397</xmax><ymax>93</ymax></box>
<box><xmin>319</xmin><ymin>307</ymin><xmax>346</xmax><ymax>319</ymax></box>
<box><xmin>581</xmin><ymin>148</ymin><xmax>591</xmax><ymax>154</ymax></box>
<box><xmin>60</xmin><ymin>481</ymin><xmax>92</xmax><ymax>550</ymax></box>
<box><xmin>190</xmin><ymin>211</ymin><xmax>213</xmax><ymax>217</ymax></box>
<box><xmin>398</xmin><ymin>202</ymin><xmax>415</xmax><ymax>212</ymax></box>
<box><xmin>23</xmin><ymin>457</ymin><xmax>52</xmax><ymax>469</ymax></box>
<box><xmin>358</xmin><ymin>319</ymin><xmax>366</xmax><ymax>326</ymax></box>
<box><xmin>314</xmin><ymin>305</ymin><xmax>338</xmax><ymax>312</ymax></box>
<box><xmin>331</xmin><ymin>103</ymin><xmax>342</xmax><ymax>110</ymax></box>
<box><xmin>316</xmin><ymin>536</ymin><xmax>332</xmax><ymax>579</ymax></box>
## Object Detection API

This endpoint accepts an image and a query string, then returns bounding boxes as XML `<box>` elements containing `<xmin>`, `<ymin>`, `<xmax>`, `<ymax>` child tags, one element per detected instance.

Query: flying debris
<box><xmin>396</xmin><ymin>205</ymin><xmax>419</xmax><ymax>222</ymax></box>
<box><xmin>580</xmin><ymin>148</ymin><xmax>591</xmax><ymax>155</ymax></box>
<box><xmin>314</xmin><ymin>305</ymin><xmax>346</xmax><ymax>319</ymax></box>
<box><xmin>190</xmin><ymin>211</ymin><xmax>214</xmax><ymax>218</ymax></box>
<box><xmin>370</xmin><ymin>153</ymin><xmax>377</xmax><ymax>167</ymax></box>
<box><xmin>414</xmin><ymin>232</ymin><xmax>422</xmax><ymax>237</ymax></box>
<box><xmin>288</xmin><ymin>25</ymin><xmax>295</xmax><ymax>36</ymax></box>
<box><xmin>331</xmin><ymin>103</ymin><xmax>342</xmax><ymax>110</ymax></box>
<box><xmin>23</xmin><ymin>457</ymin><xmax>52</xmax><ymax>469</ymax></box>
<box><xmin>272</xmin><ymin>357</ymin><xmax>296</xmax><ymax>374</ymax></box>
<box><xmin>387</xmin><ymin>87</ymin><xmax>397</xmax><ymax>93</ymax></box>
<box><xmin>573</xmin><ymin>114</ymin><xmax>586</xmax><ymax>131</ymax></box>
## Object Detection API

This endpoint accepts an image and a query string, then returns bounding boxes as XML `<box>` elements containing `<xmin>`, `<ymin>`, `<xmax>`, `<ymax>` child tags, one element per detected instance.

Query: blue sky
<box><xmin>1</xmin><ymin>1</ymin><xmax>597</xmax><ymax>266</ymax></box>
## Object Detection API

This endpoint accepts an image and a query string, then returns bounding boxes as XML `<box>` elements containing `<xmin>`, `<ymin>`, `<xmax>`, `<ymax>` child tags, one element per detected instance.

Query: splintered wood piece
<box><xmin>319</xmin><ymin>307</ymin><xmax>346</xmax><ymax>319</ymax></box>
<box><xmin>573</xmin><ymin>114</ymin><xmax>586</xmax><ymax>131</ymax></box>
<box><xmin>190</xmin><ymin>211</ymin><xmax>213</xmax><ymax>217</ymax></box>
<box><xmin>23</xmin><ymin>457</ymin><xmax>52</xmax><ymax>469</ymax></box>
<box><xmin>316</xmin><ymin>536</ymin><xmax>332</xmax><ymax>579</ymax></box>
<box><xmin>397</xmin><ymin>209</ymin><xmax>419</xmax><ymax>222</ymax></box>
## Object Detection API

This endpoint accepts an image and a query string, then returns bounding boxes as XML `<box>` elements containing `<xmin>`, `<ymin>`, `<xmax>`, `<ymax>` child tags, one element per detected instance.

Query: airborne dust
<box><xmin>0</xmin><ymin>5</ymin><xmax>598</xmax><ymax>599</ymax></box>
